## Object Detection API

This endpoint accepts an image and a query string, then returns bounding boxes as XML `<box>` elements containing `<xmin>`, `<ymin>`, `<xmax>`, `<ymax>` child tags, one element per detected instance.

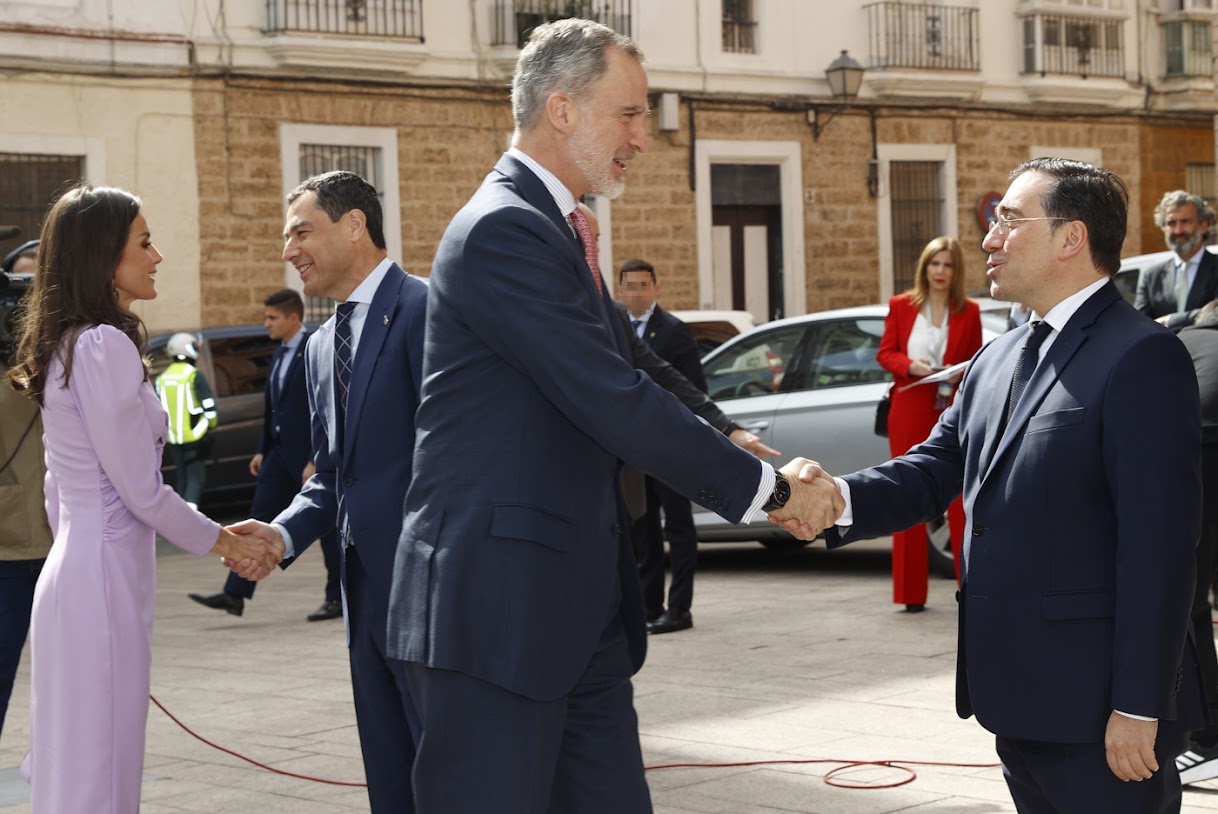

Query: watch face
<box><xmin>774</xmin><ymin>476</ymin><xmax>791</xmax><ymax>506</ymax></box>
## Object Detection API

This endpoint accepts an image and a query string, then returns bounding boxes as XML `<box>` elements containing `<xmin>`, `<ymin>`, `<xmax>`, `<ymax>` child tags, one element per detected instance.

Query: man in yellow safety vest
<box><xmin>154</xmin><ymin>332</ymin><xmax>217</xmax><ymax>508</ymax></box>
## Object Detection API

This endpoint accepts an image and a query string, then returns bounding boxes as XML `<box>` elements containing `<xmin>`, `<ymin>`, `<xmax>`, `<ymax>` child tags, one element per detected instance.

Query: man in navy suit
<box><xmin>1135</xmin><ymin>189</ymin><xmax>1218</xmax><ymax>330</ymax></box>
<box><xmin>188</xmin><ymin>288</ymin><xmax>342</xmax><ymax>621</ymax></box>
<box><xmin>619</xmin><ymin>258</ymin><xmax>715</xmax><ymax>634</ymax></box>
<box><xmin>385</xmin><ymin>19</ymin><xmax>839</xmax><ymax>814</ymax></box>
<box><xmin>229</xmin><ymin>171</ymin><xmax>427</xmax><ymax>813</ymax></box>
<box><xmin>782</xmin><ymin>158</ymin><xmax>1206</xmax><ymax>813</ymax></box>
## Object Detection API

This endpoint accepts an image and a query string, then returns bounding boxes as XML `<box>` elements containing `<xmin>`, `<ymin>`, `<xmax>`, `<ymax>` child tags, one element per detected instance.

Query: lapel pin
<box><xmin>383</xmin><ymin>315</ymin><xmax>389</xmax><ymax>326</ymax></box>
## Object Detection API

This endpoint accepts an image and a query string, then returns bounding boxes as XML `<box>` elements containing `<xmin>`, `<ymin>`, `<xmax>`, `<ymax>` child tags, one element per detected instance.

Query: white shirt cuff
<box><xmin>1114</xmin><ymin>709</ymin><xmax>1157</xmax><ymax>722</ymax></box>
<box><xmin>834</xmin><ymin>477</ymin><xmax>853</xmax><ymax>528</ymax></box>
<box><xmin>739</xmin><ymin>463</ymin><xmax>776</xmax><ymax>523</ymax></box>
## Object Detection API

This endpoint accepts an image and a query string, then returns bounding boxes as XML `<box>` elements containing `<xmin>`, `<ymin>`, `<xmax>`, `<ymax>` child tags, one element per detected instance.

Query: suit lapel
<box><xmin>279</xmin><ymin>328</ymin><xmax>308</xmax><ymax>401</ymax></box>
<box><xmin>981</xmin><ymin>282</ymin><xmax>1119</xmax><ymax>481</ymax></box>
<box><xmin>495</xmin><ymin>154</ymin><xmax>621</xmax><ymax>351</ymax></box>
<box><xmin>344</xmin><ymin>266</ymin><xmax>404</xmax><ymax>454</ymax></box>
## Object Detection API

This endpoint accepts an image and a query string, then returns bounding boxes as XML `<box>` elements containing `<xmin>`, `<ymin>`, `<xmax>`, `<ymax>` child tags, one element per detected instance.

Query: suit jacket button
<box><xmin>343</xmin><ymin>477</ymin><xmax>354</xmax><ymax>487</ymax></box>
<box><xmin>972</xmin><ymin>523</ymin><xmax>984</xmax><ymax>536</ymax></box>
<box><xmin>698</xmin><ymin>490</ymin><xmax>708</xmax><ymax>499</ymax></box>
<box><xmin>612</xmin><ymin>523</ymin><xmax>621</xmax><ymax>537</ymax></box>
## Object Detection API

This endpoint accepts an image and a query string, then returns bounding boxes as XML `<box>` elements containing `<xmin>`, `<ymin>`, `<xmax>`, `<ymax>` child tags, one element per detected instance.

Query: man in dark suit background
<box><xmin>1173</xmin><ymin>299</ymin><xmax>1218</xmax><ymax>784</ymax></box>
<box><xmin>1135</xmin><ymin>189</ymin><xmax>1217</xmax><ymax>330</ymax></box>
<box><xmin>619</xmin><ymin>257</ymin><xmax>715</xmax><ymax>634</ymax></box>
<box><xmin>385</xmin><ymin>19</ymin><xmax>839</xmax><ymax>814</ymax></box>
<box><xmin>783</xmin><ymin>158</ymin><xmax>1205</xmax><ymax>813</ymax></box>
<box><xmin>229</xmin><ymin>171</ymin><xmax>427</xmax><ymax>813</ymax></box>
<box><xmin>188</xmin><ymin>288</ymin><xmax>342</xmax><ymax>621</ymax></box>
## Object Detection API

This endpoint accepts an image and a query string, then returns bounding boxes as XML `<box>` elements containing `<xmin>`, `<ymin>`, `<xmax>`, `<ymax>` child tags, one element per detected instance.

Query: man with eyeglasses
<box><xmin>778</xmin><ymin>158</ymin><xmax>1206</xmax><ymax>813</ymax></box>
<box><xmin>1135</xmin><ymin>190</ymin><xmax>1218</xmax><ymax>331</ymax></box>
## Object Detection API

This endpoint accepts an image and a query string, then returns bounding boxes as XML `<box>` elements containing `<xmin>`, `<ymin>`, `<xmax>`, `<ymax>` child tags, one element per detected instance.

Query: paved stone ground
<box><xmin>3</xmin><ymin>537</ymin><xmax>1218</xmax><ymax>813</ymax></box>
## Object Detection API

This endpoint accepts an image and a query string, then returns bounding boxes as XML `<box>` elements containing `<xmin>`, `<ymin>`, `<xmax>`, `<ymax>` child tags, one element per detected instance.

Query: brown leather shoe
<box><xmin>307</xmin><ymin>600</ymin><xmax>342</xmax><ymax>622</ymax></box>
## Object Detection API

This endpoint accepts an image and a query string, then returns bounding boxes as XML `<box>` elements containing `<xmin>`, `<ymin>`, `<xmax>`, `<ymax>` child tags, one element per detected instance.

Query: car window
<box><xmin>703</xmin><ymin>324</ymin><xmax>809</xmax><ymax>401</ymax></box>
<box><xmin>1112</xmin><ymin>267</ymin><xmax>1139</xmax><ymax>304</ymax></box>
<box><xmin>209</xmin><ymin>335</ymin><xmax>278</xmax><ymax>397</ymax></box>
<box><xmin>804</xmin><ymin>318</ymin><xmax>890</xmax><ymax>389</ymax></box>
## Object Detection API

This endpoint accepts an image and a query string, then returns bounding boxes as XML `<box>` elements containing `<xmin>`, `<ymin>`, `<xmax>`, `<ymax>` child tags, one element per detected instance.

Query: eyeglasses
<box><xmin>987</xmin><ymin>214</ymin><xmax>1069</xmax><ymax>236</ymax></box>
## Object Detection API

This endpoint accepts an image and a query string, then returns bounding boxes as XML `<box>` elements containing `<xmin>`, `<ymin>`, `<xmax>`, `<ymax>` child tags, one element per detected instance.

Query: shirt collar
<box><xmin>342</xmin><ymin>257</ymin><xmax>394</xmax><ymax>307</ymax></box>
<box><xmin>1034</xmin><ymin>276</ymin><xmax>1110</xmax><ymax>333</ymax></box>
<box><xmin>507</xmin><ymin>146</ymin><xmax>578</xmax><ymax>219</ymax></box>
<box><xmin>632</xmin><ymin>303</ymin><xmax>657</xmax><ymax>324</ymax></box>
<box><xmin>281</xmin><ymin>326</ymin><xmax>306</xmax><ymax>353</ymax></box>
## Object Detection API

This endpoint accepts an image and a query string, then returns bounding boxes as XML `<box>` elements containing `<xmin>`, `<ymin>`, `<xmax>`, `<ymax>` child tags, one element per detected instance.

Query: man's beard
<box><xmin>1170</xmin><ymin>230</ymin><xmax>1205</xmax><ymax>259</ymax></box>
<box><xmin>569</xmin><ymin>121</ymin><xmax>627</xmax><ymax>201</ymax></box>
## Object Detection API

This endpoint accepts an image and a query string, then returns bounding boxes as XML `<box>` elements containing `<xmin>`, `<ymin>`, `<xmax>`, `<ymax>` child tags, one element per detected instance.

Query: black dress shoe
<box><xmin>645</xmin><ymin>608</ymin><xmax>664</xmax><ymax>624</ymax></box>
<box><xmin>647</xmin><ymin>609</ymin><xmax>692</xmax><ymax>634</ymax></box>
<box><xmin>188</xmin><ymin>592</ymin><xmax>244</xmax><ymax>617</ymax></box>
<box><xmin>904</xmin><ymin>603</ymin><xmax>926</xmax><ymax>613</ymax></box>
<box><xmin>307</xmin><ymin>600</ymin><xmax>343</xmax><ymax>622</ymax></box>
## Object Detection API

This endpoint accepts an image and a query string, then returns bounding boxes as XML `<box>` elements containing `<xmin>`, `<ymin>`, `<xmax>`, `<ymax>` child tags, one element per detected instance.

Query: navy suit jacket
<box><xmin>386</xmin><ymin>153</ymin><xmax>762</xmax><ymax>701</ymax></box>
<box><xmin>257</xmin><ymin>329</ymin><xmax>312</xmax><ymax>475</ymax></box>
<box><xmin>828</xmin><ymin>281</ymin><xmax>1205</xmax><ymax>743</ymax></box>
<box><xmin>1134</xmin><ymin>249</ymin><xmax>1218</xmax><ymax>330</ymax></box>
<box><xmin>275</xmin><ymin>265</ymin><xmax>428</xmax><ymax>643</ymax></box>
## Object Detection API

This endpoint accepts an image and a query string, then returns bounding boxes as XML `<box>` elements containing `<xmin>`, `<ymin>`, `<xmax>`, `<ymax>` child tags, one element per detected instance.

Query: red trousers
<box><xmin>887</xmin><ymin>389</ymin><xmax>963</xmax><ymax>605</ymax></box>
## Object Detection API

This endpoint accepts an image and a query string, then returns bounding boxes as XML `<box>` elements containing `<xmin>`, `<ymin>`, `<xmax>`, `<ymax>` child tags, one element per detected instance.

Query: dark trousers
<box><xmin>402</xmin><ymin>613</ymin><xmax>652</xmax><ymax>814</ymax></box>
<box><xmin>636</xmin><ymin>477</ymin><xmax>698</xmax><ymax>615</ymax></box>
<box><xmin>168</xmin><ymin>440</ymin><xmax>208</xmax><ymax>507</ymax></box>
<box><xmin>223</xmin><ymin>445</ymin><xmax>340</xmax><ymax>602</ymax></box>
<box><xmin>996</xmin><ymin>723</ymin><xmax>1187</xmax><ymax>814</ymax></box>
<box><xmin>1192</xmin><ymin>444</ymin><xmax>1218</xmax><ymax>743</ymax></box>
<box><xmin>0</xmin><ymin>558</ymin><xmax>43</xmax><ymax>738</ymax></box>
<box><xmin>345</xmin><ymin>545</ymin><xmax>419</xmax><ymax>813</ymax></box>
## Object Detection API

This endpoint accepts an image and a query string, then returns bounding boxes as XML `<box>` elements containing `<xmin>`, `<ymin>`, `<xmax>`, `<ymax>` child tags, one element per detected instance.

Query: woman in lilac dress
<box><xmin>6</xmin><ymin>184</ymin><xmax>278</xmax><ymax>812</ymax></box>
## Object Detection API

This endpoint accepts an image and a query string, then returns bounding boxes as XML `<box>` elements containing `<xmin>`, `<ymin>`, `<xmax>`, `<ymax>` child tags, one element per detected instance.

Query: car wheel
<box><xmin>926</xmin><ymin>514</ymin><xmax>956</xmax><ymax>579</ymax></box>
<box><xmin>759</xmin><ymin>537</ymin><xmax>812</xmax><ymax>551</ymax></box>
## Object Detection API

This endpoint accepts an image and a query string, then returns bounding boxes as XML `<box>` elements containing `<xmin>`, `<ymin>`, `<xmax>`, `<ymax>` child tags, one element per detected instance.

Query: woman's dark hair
<box><xmin>7</xmin><ymin>184</ymin><xmax>147</xmax><ymax>404</ymax></box>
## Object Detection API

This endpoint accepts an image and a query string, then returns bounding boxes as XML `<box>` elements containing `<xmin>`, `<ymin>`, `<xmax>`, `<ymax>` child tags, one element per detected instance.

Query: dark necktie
<box><xmin>631</xmin><ymin>318</ymin><xmax>644</xmax><ymax>337</ymax></box>
<box><xmin>269</xmin><ymin>345</ymin><xmax>287</xmax><ymax>405</ymax></box>
<box><xmin>1003</xmin><ymin>319</ymin><xmax>1052</xmax><ymax>430</ymax></box>
<box><xmin>567</xmin><ymin>208</ymin><xmax>604</xmax><ymax>295</ymax></box>
<box><xmin>334</xmin><ymin>302</ymin><xmax>356</xmax><ymax>440</ymax></box>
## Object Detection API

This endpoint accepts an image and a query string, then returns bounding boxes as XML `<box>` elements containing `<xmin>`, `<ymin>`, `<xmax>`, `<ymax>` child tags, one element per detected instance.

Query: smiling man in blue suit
<box><xmin>229</xmin><ymin>171</ymin><xmax>427</xmax><ymax>813</ymax></box>
<box><xmin>782</xmin><ymin>158</ymin><xmax>1207</xmax><ymax>813</ymax></box>
<box><xmin>385</xmin><ymin>18</ymin><xmax>840</xmax><ymax>814</ymax></box>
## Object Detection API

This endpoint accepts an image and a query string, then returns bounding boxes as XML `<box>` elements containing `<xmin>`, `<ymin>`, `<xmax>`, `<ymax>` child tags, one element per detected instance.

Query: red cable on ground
<box><xmin>646</xmin><ymin>757</ymin><xmax>1001</xmax><ymax>790</ymax></box>
<box><xmin>149</xmin><ymin>695</ymin><xmax>368</xmax><ymax>788</ymax></box>
<box><xmin>152</xmin><ymin>693</ymin><xmax>1001</xmax><ymax>791</ymax></box>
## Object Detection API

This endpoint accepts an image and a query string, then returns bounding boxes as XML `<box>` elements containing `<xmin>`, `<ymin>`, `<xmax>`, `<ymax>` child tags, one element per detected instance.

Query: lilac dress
<box><xmin>20</xmin><ymin>325</ymin><xmax>220</xmax><ymax>813</ymax></box>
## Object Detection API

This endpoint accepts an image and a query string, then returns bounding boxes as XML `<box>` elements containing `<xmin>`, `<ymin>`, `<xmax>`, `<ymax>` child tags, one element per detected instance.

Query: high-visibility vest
<box><xmin>155</xmin><ymin>362</ymin><xmax>217</xmax><ymax>445</ymax></box>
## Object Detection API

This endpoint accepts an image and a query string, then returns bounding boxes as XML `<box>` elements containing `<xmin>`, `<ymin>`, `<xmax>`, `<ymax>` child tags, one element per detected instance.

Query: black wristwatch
<box><xmin>762</xmin><ymin>472</ymin><xmax>791</xmax><ymax>512</ymax></box>
<box><xmin>722</xmin><ymin>420</ymin><xmax>741</xmax><ymax>436</ymax></box>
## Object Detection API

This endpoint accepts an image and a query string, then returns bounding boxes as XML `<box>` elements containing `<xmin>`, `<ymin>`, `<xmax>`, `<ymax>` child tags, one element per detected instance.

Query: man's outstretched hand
<box><xmin>765</xmin><ymin>457</ymin><xmax>843</xmax><ymax>541</ymax></box>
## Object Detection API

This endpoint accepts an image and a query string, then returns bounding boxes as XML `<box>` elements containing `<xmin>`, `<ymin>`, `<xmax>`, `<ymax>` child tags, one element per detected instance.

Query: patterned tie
<box><xmin>1002</xmin><ymin>320</ymin><xmax>1052</xmax><ymax>431</ymax></box>
<box><xmin>1175</xmin><ymin>260</ymin><xmax>1191</xmax><ymax>312</ymax></box>
<box><xmin>567</xmin><ymin>208</ymin><xmax>604</xmax><ymax>295</ymax></box>
<box><xmin>334</xmin><ymin>301</ymin><xmax>356</xmax><ymax>440</ymax></box>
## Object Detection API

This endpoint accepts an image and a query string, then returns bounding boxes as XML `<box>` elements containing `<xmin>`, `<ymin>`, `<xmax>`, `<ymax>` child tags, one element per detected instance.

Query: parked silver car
<box><xmin>690</xmin><ymin>304</ymin><xmax>1000</xmax><ymax>576</ymax></box>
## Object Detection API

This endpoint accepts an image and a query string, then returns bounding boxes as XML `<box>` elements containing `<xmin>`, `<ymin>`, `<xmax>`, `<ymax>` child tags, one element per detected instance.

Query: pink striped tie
<box><xmin>568</xmin><ymin>208</ymin><xmax>604</xmax><ymax>296</ymax></box>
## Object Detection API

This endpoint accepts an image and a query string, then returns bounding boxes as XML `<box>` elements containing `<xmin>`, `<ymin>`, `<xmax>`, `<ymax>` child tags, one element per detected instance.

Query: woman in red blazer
<box><xmin>877</xmin><ymin>236</ymin><xmax>982</xmax><ymax>611</ymax></box>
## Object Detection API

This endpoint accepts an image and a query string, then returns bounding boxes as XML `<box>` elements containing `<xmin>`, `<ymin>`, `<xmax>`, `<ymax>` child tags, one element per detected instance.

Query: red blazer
<box><xmin>878</xmin><ymin>294</ymin><xmax>983</xmax><ymax>422</ymax></box>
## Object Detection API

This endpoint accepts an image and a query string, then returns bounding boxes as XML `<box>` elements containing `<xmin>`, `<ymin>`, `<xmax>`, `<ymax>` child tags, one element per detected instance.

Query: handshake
<box><xmin>210</xmin><ymin>519</ymin><xmax>288</xmax><ymax>581</ymax></box>
<box><xmin>765</xmin><ymin>457</ymin><xmax>845</xmax><ymax>541</ymax></box>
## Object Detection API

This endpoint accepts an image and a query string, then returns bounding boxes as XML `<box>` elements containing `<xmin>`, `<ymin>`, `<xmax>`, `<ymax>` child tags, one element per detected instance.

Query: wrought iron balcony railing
<box><xmin>492</xmin><ymin>0</ymin><xmax>632</xmax><ymax>48</ymax></box>
<box><xmin>1162</xmin><ymin>18</ymin><xmax>1213</xmax><ymax>79</ymax></box>
<box><xmin>1022</xmin><ymin>13</ymin><xmax>1124</xmax><ymax>79</ymax></box>
<box><xmin>265</xmin><ymin>0</ymin><xmax>423</xmax><ymax>39</ymax></box>
<box><xmin>865</xmin><ymin>2</ymin><xmax>979</xmax><ymax>72</ymax></box>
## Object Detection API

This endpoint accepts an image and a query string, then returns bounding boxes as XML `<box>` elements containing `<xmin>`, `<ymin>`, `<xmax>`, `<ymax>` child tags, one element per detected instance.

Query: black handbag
<box><xmin>874</xmin><ymin>390</ymin><xmax>891</xmax><ymax>438</ymax></box>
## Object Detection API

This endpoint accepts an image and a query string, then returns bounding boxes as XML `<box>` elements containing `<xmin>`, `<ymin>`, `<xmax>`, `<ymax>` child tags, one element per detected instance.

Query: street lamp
<box><xmin>811</xmin><ymin>50</ymin><xmax>865</xmax><ymax>141</ymax></box>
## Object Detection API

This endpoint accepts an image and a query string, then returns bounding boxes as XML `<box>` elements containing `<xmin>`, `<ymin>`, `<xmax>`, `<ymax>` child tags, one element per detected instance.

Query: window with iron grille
<box><xmin>722</xmin><ymin>0</ymin><xmax>757</xmax><ymax>54</ymax></box>
<box><xmin>1022</xmin><ymin>13</ymin><xmax>1125</xmax><ymax>78</ymax></box>
<box><xmin>492</xmin><ymin>1</ymin><xmax>633</xmax><ymax>48</ymax></box>
<box><xmin>297</xmin><ymin>144</ymin><xmax>384</xmax><ymax>323</ymax></box>
<box><xmin>865</xmin><ymin>2</ymin><xmax>980</xmax><ymax>72</ymax></box>
<box><xmin>889</xmin><ymin>161</ymin><xmax>943</xmax><ymax>294</ymax></box>
<box><xmin>265</xmin><ymin>0</ymin><xmax>422</xmax><ymax>39</ymax></box>
<box><xmin>0</xmin><ymin>152</ymin><xmax>84</xmax><ymax>259</ymax></box>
